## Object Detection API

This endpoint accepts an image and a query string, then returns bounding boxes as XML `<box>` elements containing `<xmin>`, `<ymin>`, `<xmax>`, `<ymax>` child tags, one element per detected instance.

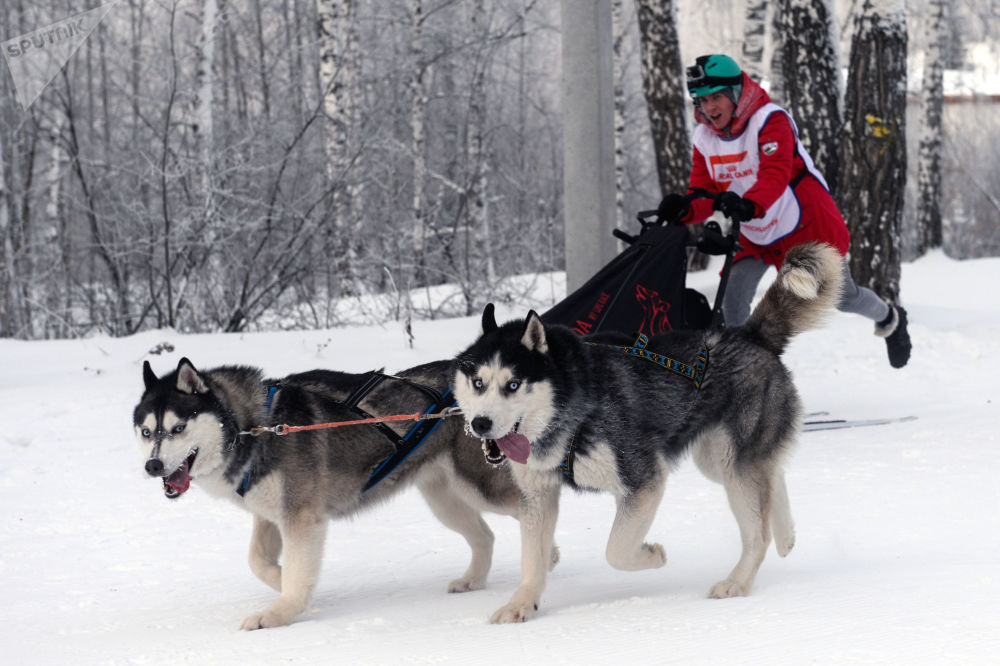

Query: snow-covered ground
<box><xmin>1</xmin><ymin>251</ymin><xmax>997</xmax><ymax>664</ymax></box>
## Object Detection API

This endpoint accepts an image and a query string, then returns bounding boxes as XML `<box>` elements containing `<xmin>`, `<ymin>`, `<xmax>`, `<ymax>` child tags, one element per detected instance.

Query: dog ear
<box><xmin>175</xmin><ymin>357</ymin><xmax>209</xmax><ymax>395</ymax></box>
<box><xmin>143</xmin><ymin>361</ymin><xmax>158</xmax><ymax>390</ymax></box>
<box><xmin>481</xmin><ymin>303</ymin><xmax>498</xmax><ymax>335</ymax></box>
<box><xmin>520</xmin><ymin>310</ymin><xmax>548</xmax><ymax>354</ymax></box>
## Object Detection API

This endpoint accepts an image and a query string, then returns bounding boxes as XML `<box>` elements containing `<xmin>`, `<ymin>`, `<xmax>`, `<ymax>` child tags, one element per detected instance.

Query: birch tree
<box><xmin>0</xmin><ymin>0</ymin><xmax>14</xmax><ymax>337</ymax></box>
<box><xmin>317</xmin><ymin>0</ymin><xmax>353</xmax><ymax>225</ymax></box>
<box><xmin>194</xmin><ymin>0</ymin><xmax>217</xmax><ymax>202</ymax></box>
<box><xmin>776</xmin><ymin>0</ymin><xmax>841</xmax><ymax>193</ymax></box>
<box><xmin>0</xmin><ymin>123</ymin><xmax>12</xmax><ymax>337</ymax></box>
<box><xmin>742</xmin><ymin>0</ymin><xmax>768</xmax><ymax>82</ymax></box>
<box><xmin>467</xmin><ymin>0</ymin><xmax>495</xmax><ymax>288</ymax></box>
<box><xmin>612</xmin><ymin>0</ymin><xmax>627</xmax><ymax>230</ymax></box>
<box><xmin>915</xmin><ymin>0</ymin><xmax>948</xmax><ymax>255</ymax></box>
<box><xmin>837</xmin><ymin>0</ymin><xmax>907</xmax><ymax>302</ymax></box>
<box><xmin>410</xmin><ymin>0</ymin><xmax>428</xmax><ymax>278</ymax></box>
<box><xmin>634</xmin><ymin>0</ymin><xmax>689</xmax><ymax>195</ymax></box>
<box><xmin>317</xmin><ymin>0</ymin><xmax>361</xmax><ymax>297</ymax></box>
<box><xmin>768</xmin><ymin>0</ymin><xmax>786</xmax><ymax>102</ymax></box>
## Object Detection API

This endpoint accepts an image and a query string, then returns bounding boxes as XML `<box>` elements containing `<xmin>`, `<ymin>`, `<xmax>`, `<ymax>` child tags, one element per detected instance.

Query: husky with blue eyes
<box><xmin>452</xmin><ymin>243</ymin><xmax>843</xmax><ymax>623</ymax></box>
<box><xmin>133</xmin><ymin>357</ymin><xmax>550</xmax><ymax>630</ymax></box>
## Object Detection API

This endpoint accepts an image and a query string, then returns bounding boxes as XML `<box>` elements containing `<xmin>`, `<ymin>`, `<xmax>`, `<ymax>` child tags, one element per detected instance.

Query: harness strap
<box><xmin>586</xmin><ymin>333</ymin><xmax>709</xmax><ymax>393</ymax></box>
<box><xmin>235</xmin><ymin>372</ymin><xmax>451</xmax><ymax>497</ymax></box>
<box><xmin>343</xmin><ymin>371</ymin><xmax>386</xmax><ymax>408</ymax></box>
<box><xmin>560</xmin><ymin>427</ymin><xmax>581</xmax><ymax>483</ymax></box>
<box><xmin>341</xmin><ymin>372</ymin><xmax>412</xmax><ymax>445</ymax></box>
<box><xmin>362</xmin><ymin>391</ymin><xmax>454</xmax><ymax>493</ymax></box>
<box><xmin>339</xmin><ymin>371</ymin><xmax>452</xmax><ymax>492</ymax></box>
<box><xmin>237</xmin><ymin>383</ymin><xmax>279</xmax><ymax>497</ymax></box>
<box><xmin>561</xmin><ymin>335</ymin><xmax>710</xmax><ymax>483</ymax></box>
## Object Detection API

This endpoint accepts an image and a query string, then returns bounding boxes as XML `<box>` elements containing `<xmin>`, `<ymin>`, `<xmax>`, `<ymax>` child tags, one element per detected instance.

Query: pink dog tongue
<box><xmin>495</xmin><ymin>432</ymin><xmax>531</xmax><ymax>464</ymax></box>
<box><xmin>164</xmin><ymin>461</ymin><xmax>192</xmax><ymax>495</ymax></box>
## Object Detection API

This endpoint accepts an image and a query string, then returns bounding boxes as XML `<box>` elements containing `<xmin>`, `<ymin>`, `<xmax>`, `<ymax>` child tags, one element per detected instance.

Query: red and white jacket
<box><xmin>682</xmin><ymin>74</ymin><xmax>850</xmax><ymax>267</ymax></box>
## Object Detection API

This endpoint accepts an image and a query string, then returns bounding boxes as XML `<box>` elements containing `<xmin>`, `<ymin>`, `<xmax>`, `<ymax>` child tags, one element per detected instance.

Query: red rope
<box><xmin>244</xmin><ymin>406</ymin><xmax>461</xmax><ymax>437</ymax></box>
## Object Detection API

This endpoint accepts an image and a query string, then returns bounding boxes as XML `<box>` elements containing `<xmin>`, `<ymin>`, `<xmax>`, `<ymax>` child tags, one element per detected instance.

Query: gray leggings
<box><xmin>722</xmin><ymin>256</ymin><xmax>890</xmax><ymax>326</ymax></box>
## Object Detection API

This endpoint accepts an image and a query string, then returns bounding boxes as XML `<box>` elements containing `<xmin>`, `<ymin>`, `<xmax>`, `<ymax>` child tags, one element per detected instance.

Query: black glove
<box><xmin>713</xmin><ymin>191</ymin><xmax>757</xmax><ymax>223</ymax></box>
<box><xmin>656</xmin><ymin>193</ymin><xmax>690</xmax><ymax>223</ymax></box>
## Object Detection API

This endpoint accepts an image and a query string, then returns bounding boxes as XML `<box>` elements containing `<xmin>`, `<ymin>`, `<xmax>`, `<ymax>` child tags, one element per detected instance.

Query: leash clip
<box><xmin>246</xmin><ymin>425</ymin><xmax>288</xmax><ymax>437</ymax></box>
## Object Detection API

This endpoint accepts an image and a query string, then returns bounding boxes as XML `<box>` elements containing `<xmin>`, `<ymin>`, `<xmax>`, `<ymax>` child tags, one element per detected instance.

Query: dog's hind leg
<box><xmin>605</xmin><ymin>477</ymin><xmax>668</xmax><ymax>571</ymax></box>
<box><xmin>241</xmin><ymin>511</ymin><xmax>328</xmax><ymax>630</ymax></box>
<box><xmin>709</xmin><ymin>466</ymin><xmax>773</xmax><ymax>599</ymax></box>
<box><xmin>248</xmin><ymin>515</ymin><xmax>283</xmax><ymax>592</ymax></box>
<box><xmin>417</xmin><ymin>481</ymin><xmax>495</xmax><ymax>593</ymax></box>
<box><xmin>770</xmin><ymin>469</ymin><xmax>795</xmax><ymax>557</ymax></box>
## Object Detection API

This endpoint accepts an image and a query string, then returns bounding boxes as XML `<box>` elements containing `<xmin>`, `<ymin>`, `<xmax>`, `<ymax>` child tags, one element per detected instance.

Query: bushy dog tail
<box><xmin>743</xmin><ymin>242</ymin><xmax>844</xmax><ymax>355</ymax></box>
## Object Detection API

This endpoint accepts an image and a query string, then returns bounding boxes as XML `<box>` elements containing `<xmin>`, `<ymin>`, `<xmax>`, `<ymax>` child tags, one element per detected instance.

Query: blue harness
<box><xmin>236</xmin><ymin>375</ymin><xmax>450</xmax><ymax>497</ymax></box>
<box><xmin>236</xmin><ymin>384</ymin><xmax>279</xmax><ymax>497</ymax></box>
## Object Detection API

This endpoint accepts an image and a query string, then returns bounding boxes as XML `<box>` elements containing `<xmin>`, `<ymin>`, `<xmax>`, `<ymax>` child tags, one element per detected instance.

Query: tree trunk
<box><xmin>468</xmin><ymin>0</ymin><xmax>495</xmax><ymax>290</ymax></box>
<box><xmin>612</xmin><ymin>0</ymin><xmax>627</xmax><ymax>231</ymax></box>
<box><xmin>768</xmin><ymin>0</ymin><xmax>786</xmax><ymax>103</ymax></box>
<box><xmin>195</xmin><ymin>0</ymin><xmax>218</xmax><ymax>202</ymax></box>
<box><xmin>251</xmin><ymin>0</ymin><xmax>271</xmax><ymax>121</ymax></box>
<box><xmin>634</xmin><ymin>0</ymin><xmax>689</xmax><ymax>195</ymax></box>
<box><xmin>0</xmin><ymin>0</ymin><xmax>15</xmax><ymax>336</ymax></box>
<box><xmin>915</xmin><ymin>0</ymin><xmax>948</xmax><ymax>255</ymax></box>
<box><xmin>0</xmin><ymin>118</ymin><xmax>12</xmax><ymax>337</ymax></box>
<box><xmin>777</xmin><ymin>0</ymin><xmax>841</xmax><ymax>194</ymax></box>
<box><xmin>742</xmin><ymin>0</ymin><xmax>768</xmax><ymax>82</ymax></box>
<box><xmin>837</xmin><ymin>0</ymin><xmax>907</xmax><ymax>302</ymax></box>
<box><xmin>410</xmin><ymin>0</ymin><xmax>427</xmax><ymax>279</ymax></box>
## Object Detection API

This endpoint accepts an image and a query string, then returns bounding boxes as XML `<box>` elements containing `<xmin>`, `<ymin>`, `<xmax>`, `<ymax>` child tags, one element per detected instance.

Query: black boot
<box><xmin>875</xmin><ymin>303</ymin><xmax>911</xmax><ymax>369</ymax></box>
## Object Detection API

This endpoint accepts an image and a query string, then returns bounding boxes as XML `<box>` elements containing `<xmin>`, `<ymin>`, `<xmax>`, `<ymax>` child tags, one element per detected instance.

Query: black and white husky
<box><xmin>134</xmin><ymin>359</ymin><xmax>539</xmax><ymax>630</ymax></box>
<box><xmin>452</xmin><ymin>243</ymin><xmax>843</xmax><ymax>623</ymax></box>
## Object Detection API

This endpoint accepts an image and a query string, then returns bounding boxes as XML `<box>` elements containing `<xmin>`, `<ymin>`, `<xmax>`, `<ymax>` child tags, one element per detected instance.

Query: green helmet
<box><xmin>686</xmin><ymin>54</ymin><xmax>743</xmax><ymax>99</ymax></box>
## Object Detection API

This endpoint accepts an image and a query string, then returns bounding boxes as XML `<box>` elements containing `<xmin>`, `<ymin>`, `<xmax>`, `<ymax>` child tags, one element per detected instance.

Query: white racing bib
<box><xmin>692</xmin><ymin>103</ymin><xmax>826</xmax><ymax>246</ymax></box>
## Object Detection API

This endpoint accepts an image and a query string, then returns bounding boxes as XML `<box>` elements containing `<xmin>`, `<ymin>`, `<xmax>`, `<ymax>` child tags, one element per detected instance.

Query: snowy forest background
<box><xmin>1</xmin><ymin>0</ymin><xmax>997</xmax><ymax>340</ymax></box>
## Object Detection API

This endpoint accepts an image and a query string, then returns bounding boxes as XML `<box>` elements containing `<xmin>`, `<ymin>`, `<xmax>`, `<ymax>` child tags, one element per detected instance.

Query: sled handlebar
<box><xmin>617</xmin><ymin>189</ymin><xmax>741</xmax><ymax>255</ymax></box>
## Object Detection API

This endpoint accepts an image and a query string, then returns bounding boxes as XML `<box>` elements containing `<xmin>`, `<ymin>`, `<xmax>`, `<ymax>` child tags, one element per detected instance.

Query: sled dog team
<box><xmin>135</xmin><ymin>243</ymin><xmax>844</xmax><ymax>629</ymax></box>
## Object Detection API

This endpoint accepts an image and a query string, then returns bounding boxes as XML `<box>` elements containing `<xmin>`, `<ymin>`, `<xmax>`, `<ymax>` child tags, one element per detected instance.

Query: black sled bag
<box><xmin>541</xmin><ymin>223</ymin><xmax>710</xmax><ymax>336</ymax></box>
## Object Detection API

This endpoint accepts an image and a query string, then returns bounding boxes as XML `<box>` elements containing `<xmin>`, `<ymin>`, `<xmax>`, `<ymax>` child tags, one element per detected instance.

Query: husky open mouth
<box><xmin>493</xmin><ymin>421</ymin><xmax>530</xmax><ymax>465</ymax></box>
<box><xmin>481</xmin><ymin>439</ymin><xmax>506</xmax><ymax>466</ymax></box>
<box><xmin>162</xmin><ymin>449</ymin><xmax>198</xmax><ymax>499</ymax></box>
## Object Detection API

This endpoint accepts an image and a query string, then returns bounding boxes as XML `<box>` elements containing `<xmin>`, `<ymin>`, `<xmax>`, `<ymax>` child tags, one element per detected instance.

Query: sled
<box><xmin>542</xmin><ymin>190</ymin><xmax>740</xmax><ymax>336</ymax></box>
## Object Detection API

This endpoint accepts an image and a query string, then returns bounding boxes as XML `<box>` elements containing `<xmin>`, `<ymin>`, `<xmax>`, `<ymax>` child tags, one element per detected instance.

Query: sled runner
<box><xmin>542</xmin><ymin>190</ymin><xmax>739</xmax><ymax>336</ymax></box>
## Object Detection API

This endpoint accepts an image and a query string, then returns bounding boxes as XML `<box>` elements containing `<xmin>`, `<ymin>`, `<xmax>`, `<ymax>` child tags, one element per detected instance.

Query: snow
<box><xmin>1</xmin><ymin>250</ymin><xmax>999</xmax><ymax>664</ymax></box>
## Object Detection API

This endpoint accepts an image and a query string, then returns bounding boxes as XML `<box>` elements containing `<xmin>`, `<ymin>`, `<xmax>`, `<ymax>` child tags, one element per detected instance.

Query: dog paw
<box><xmin>490</xmin><ymin>601</ymin><xmax>538</xmax><ymax>624</ymax></box>
<box><xmin>708</xmin><ymin>578</ymin><xmax>750</xmax><ymax>599</ymax></box>
<box><xmin>643</xmin><ymin>542</ymin><xmax>667</xmax><ymax>568</ymax></box>
<box><xmin>240</xmin><ymin>612</ymin><xmax>277</xmax><ymax>631</ymax></box>
<box><xmin>549</xmin><ymin>544</ymin><xmax>561</xmax><ymax>571</ymax></box>
<box><xmin>447</xmin><ymin>576</ymin><xmax>487</xmax><ymax>593</ymax></box>
<box><xmin>239</xmin><ymin>604</ymin><xmax>297</xmax><ymax>630</ymax></box>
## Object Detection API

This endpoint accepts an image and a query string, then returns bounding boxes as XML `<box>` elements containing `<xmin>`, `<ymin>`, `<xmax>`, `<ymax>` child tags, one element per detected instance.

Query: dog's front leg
<box><xmin>241</xmin><ymin>512</ymin><xmax>328</xmax><ymax>630</ymax></box>
<box><xmin>491</xmin><ymin>480</ymin><xmax>560</xmax><ymax>624</ymax></box>
<box><xmin>248</xmin><ymin>515</ymin><xmax>283</xmax><ymax>592</ymax></box>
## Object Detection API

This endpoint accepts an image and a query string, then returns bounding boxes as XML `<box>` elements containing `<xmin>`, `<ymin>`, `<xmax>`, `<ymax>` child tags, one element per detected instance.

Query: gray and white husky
<box><xmin>452</xmin><ymin>242</ymin><xmax>843</xmax><ymax>623</ymax></box>
<box><xmin>134</xmin><ymin>358</ymin><xmax>537</xmax><ymax>630</ymax></box>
